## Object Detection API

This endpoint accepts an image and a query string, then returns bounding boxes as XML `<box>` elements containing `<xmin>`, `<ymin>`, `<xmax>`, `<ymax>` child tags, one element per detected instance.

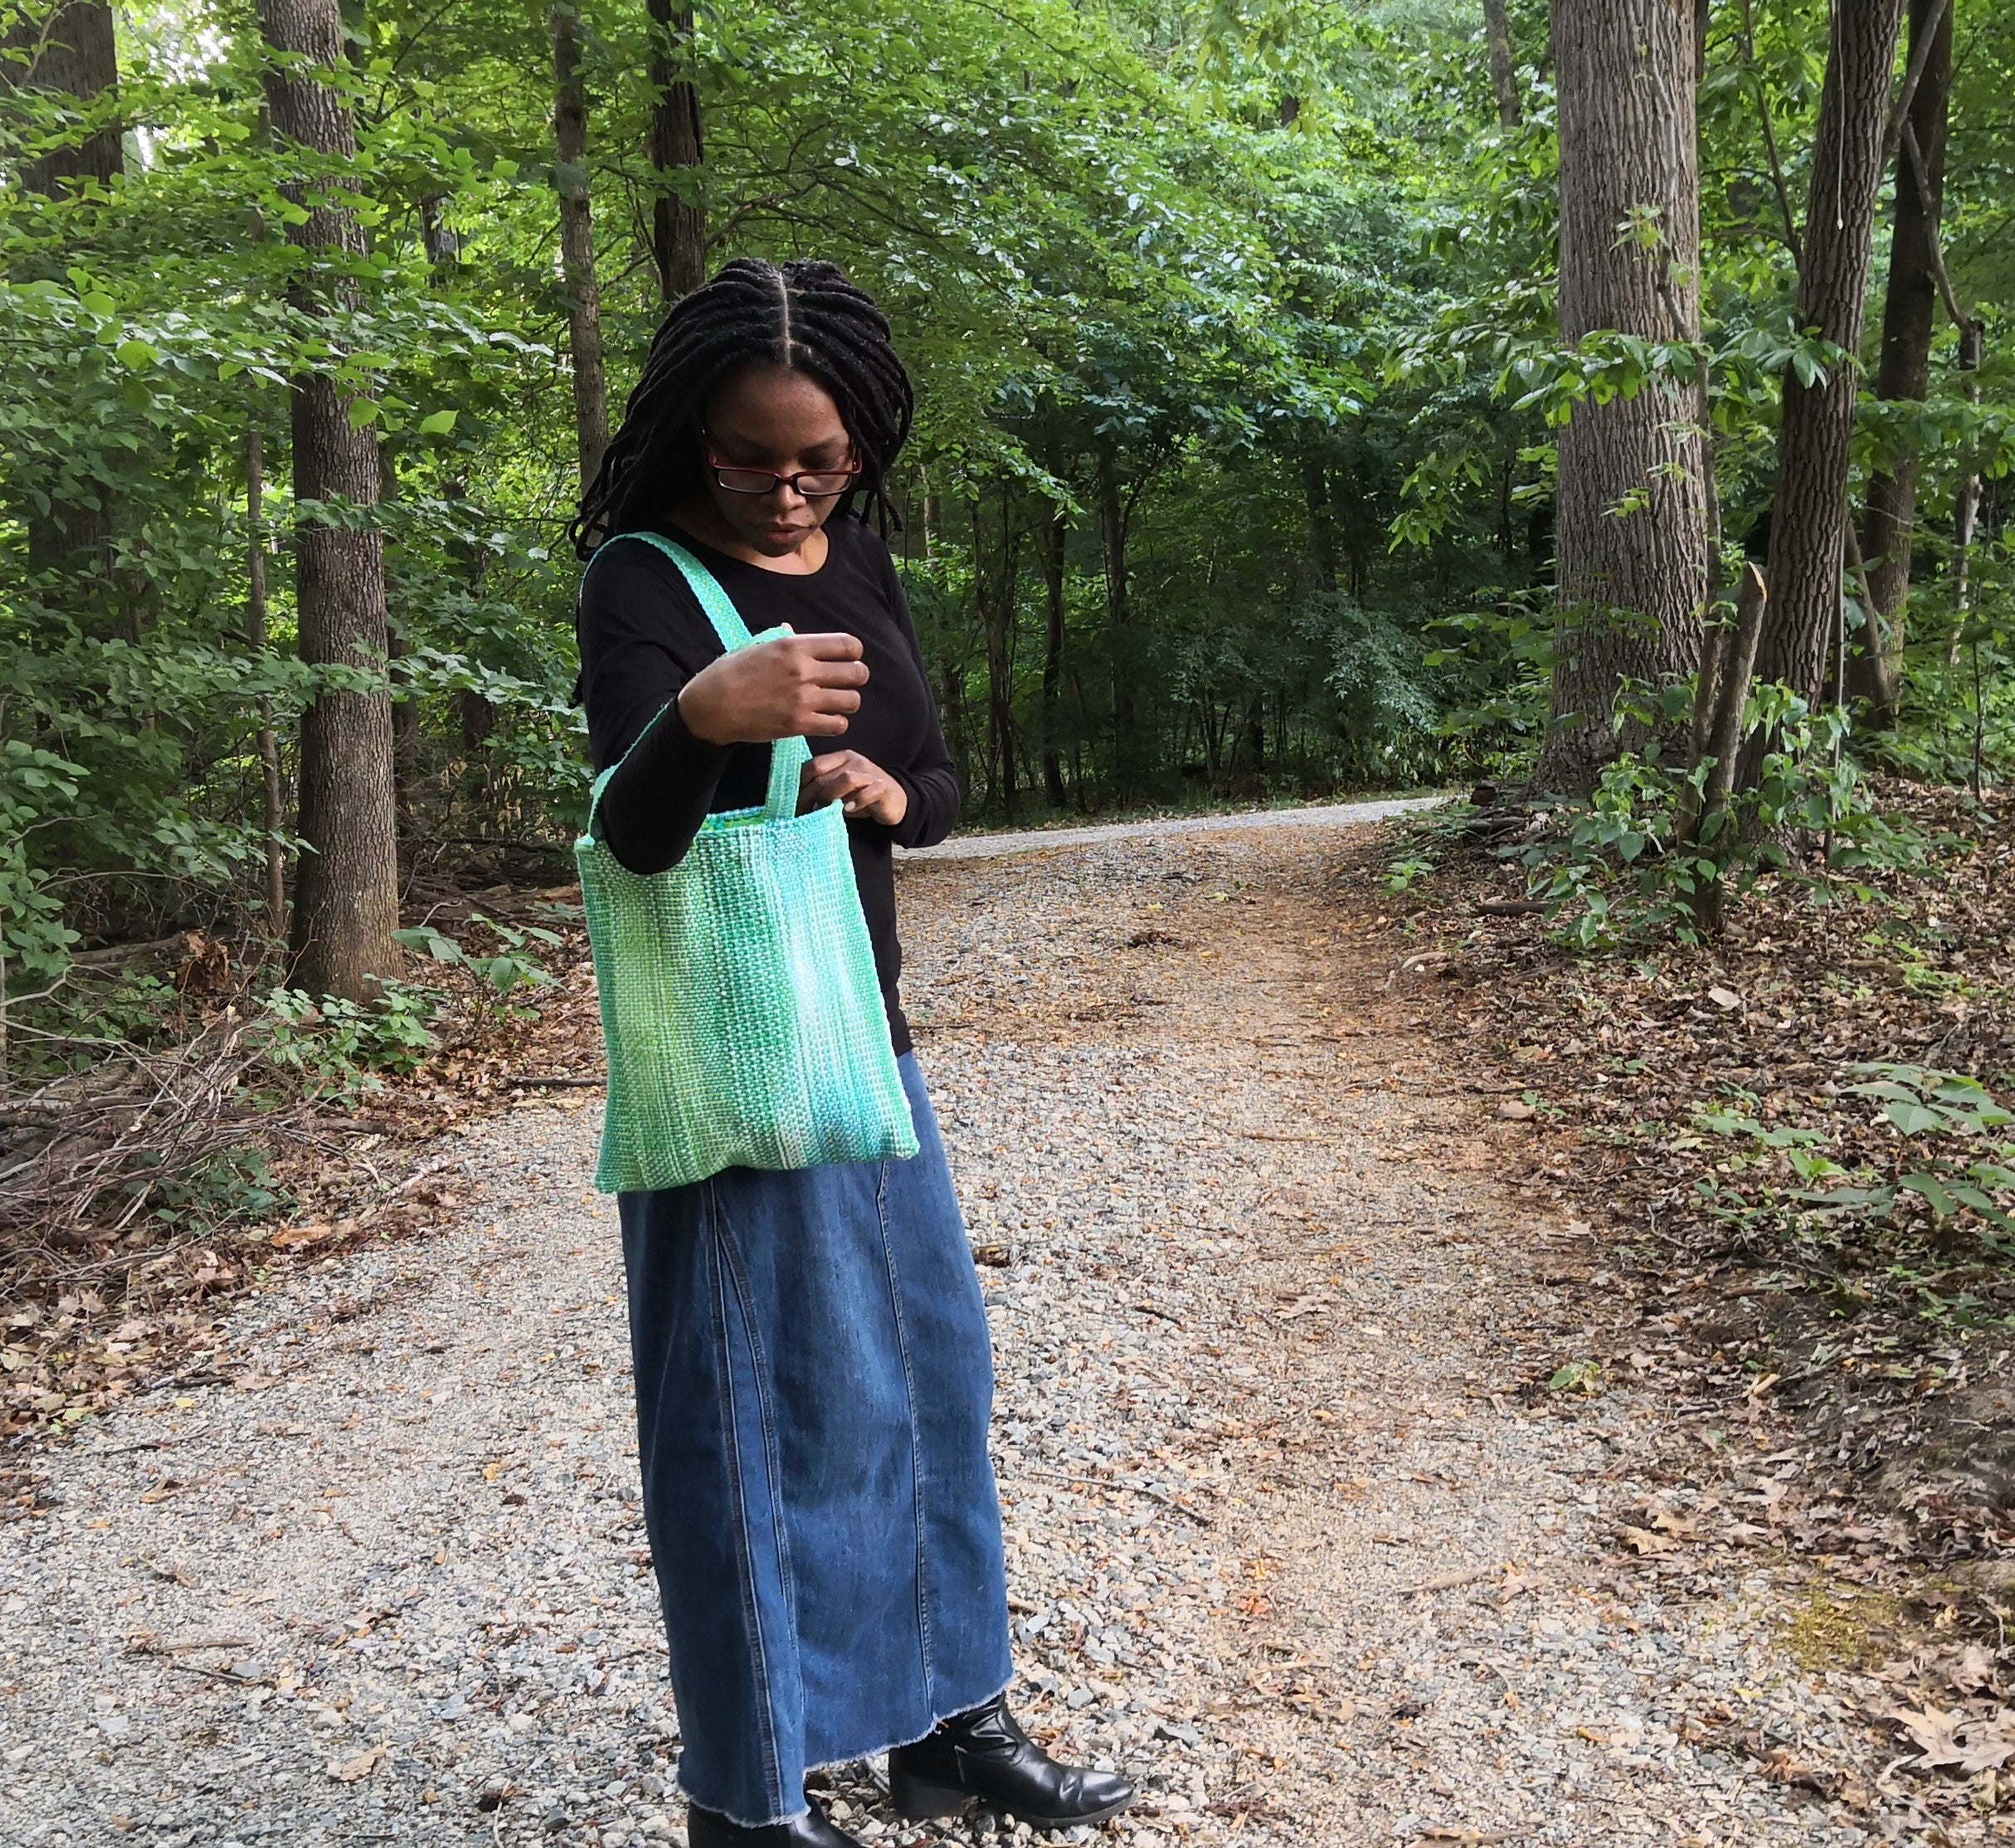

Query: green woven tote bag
<box><xmin>575</xmin><ymin>532</ymin><xmax>919</xmax><ymax>1194</ymax></box>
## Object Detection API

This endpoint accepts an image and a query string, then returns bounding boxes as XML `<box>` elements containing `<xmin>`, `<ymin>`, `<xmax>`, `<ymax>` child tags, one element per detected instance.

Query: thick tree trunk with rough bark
<box><xmin>1482</xmin><ymin>0</ymin><xmax>1522</xmax><ymax>129</ymax></box>
<box><xmin>1538</xmin><ymin>0</ymin><xmax>1711</xmax><ymax>795</ymax></box>
<box><xmin>259</xmin><ymin>0</ymin><xmax>402</xmax><ymax>1003</ymax></box>
<box><xmin>1854</xmin><ymin>0</ymin><xmax>1952</xmax><ymax>719</ymax></box>
<box><xmin>6</xmin><ymin>0</ymin><xmax>122</xmax><ymax>198</ymax></box>
<box><xmin>645</xmin><ymin>0</ymin><xmax>706</xmax><ymax>302</ymax></box>
<box><xmin>1759</xmin><ymin>0</ymin><xmax>1908</xmax><ymax>708</ymax></box>
<box><xmin>552</xmin><ymin>4</ymin><xmax>609</xmax><ymax>489</ymax></box>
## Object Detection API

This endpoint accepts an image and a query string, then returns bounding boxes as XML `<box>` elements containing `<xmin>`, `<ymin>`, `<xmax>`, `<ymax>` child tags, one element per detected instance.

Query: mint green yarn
<box><xmin>576</xmin><ymin>532</ymin><xmax>918</xmax><ymax>1194</ymax></box>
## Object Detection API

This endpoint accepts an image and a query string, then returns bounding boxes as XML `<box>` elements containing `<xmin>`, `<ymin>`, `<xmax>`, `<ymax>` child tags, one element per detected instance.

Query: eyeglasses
<box><xmin>703</xmin><ymin>448</ymin><xmax>863</xmax><ymax>498</ymax></box>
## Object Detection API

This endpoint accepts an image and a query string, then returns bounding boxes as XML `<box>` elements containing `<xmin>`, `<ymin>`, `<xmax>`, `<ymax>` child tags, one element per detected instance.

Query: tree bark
<box><xmin>1758</xmin><ymin>0</ymin><xmax>1908</xmax><ymax>710</ymax></box>
<box><xmin>259</xmin><ymin>0</ymin><xmax>402</xmax><ymax>1003</ymax></box>
<box><xmin>645</xmin><ymin>0</ymin><xmax>706</xmax><ymax>303</ymax></box>
<box><xmin>419</xmin><ymin>191</ymin><xmax>461</xmax><ymax>283</ymax></box>
<box><xmin>1482</xmin><ymin>0</ymin><xmax>1522</xmax><ymax>129</ymax></box>
<box><xmin>1853</xmin><ymin>0</ymin><xmax>1952</xmax><ymax>721</ymax></box>
<box><xmin>1539</xmin><ymin>0</ymin><xmax>1711</xmax><ymax>795</ymax></box>
<box><xmin>6</xmin><ymin>0</ymin><xmax>122</xmax><ymax>198</ymax></box>
<box><xmin>552</xmin><ymin>3</ymin><xmax>609</xmax><ymax>489</ymax></box>
<box><xmin>1039</xmin><ymin>497</ymin><xmax>1068</xmax><ymax>809</ymax></box>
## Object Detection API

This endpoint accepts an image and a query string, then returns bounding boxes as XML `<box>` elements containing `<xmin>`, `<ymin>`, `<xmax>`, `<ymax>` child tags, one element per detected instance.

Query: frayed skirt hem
<box><xmin>674</xmin><ymin>1670</ymin><xmax>1015</xmax><ymax>1829</ymax></box>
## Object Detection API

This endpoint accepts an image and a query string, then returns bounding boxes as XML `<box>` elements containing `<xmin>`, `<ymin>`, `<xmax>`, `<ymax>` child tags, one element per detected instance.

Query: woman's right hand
<box><xmin>676</xmin><ymin>632</ymin><xmax>869</xmax><ymax>745</ymax></box>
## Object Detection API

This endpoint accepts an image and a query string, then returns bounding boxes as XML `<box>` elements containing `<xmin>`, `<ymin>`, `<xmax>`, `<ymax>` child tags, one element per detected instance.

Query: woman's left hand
<box><xmin>801</xmin><ymin>751</ymin><xmax>909</xmax><ymax>826</ymax></box>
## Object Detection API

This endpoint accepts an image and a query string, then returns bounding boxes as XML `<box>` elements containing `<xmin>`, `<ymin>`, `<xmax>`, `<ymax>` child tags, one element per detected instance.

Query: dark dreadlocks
<box><xmin>568</xmin><ymin>258</ymin><xmax>913</xmax><ymax>562</ymax></box>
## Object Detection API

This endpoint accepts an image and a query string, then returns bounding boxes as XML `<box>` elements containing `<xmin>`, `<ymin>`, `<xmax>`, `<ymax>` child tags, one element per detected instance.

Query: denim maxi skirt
<box><xmin>620</xmin><ymin>1053</ymin><xmax>1014</xmax><ymax>1826</ymax></box>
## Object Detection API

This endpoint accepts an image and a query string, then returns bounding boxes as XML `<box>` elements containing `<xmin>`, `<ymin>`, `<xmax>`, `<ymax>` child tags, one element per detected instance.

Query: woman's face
<box><xmin>696</xmin><ymin>362</ymin><xmax>854</xmax><ymax>559</ymax></box>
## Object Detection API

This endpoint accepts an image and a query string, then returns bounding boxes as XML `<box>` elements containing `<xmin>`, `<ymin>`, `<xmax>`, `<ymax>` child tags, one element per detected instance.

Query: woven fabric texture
<box><xmin>576</xmin><ymin>532</ymin><xmax>918</xmax><ymax>1194</ymax></box>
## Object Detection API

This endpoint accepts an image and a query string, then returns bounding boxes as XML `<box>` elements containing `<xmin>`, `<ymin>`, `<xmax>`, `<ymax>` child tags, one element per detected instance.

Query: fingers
<box><xmin>804</xmin><ymin>764</ymin><xmax>874</xmax><ymax>802</ymax></box>
<box><xmin>795</xmin><ymin>631</ymin><xmax>866</xmax><ymax>662</ymax></box>
<box><xmin>801</xmin><ymin>752</ymin><xmax>884</xmax><ymax>805</ymax></box>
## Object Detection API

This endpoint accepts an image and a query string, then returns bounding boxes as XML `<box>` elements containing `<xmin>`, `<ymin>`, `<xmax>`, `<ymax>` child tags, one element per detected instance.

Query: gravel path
<box><xmin>896</xmin><ymin>795</ymin><xmax>1444</xmax><ymax>861</ymax></box>
<box><xmin>2</xmin><ymin>825</ymin><xmax>1883</xmax><ymax>1848</ymax></box>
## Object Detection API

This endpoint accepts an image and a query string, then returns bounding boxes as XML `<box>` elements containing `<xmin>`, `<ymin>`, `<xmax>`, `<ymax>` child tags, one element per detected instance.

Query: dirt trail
<box><xmin>1</xmin><ymin>824</ymin><xmax>1874</xmax><ymax>1848</ymax></box>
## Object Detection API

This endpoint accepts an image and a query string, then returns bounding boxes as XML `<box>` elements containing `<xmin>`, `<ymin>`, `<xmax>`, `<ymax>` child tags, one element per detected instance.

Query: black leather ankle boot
<box><xmin>887</xmin><ymin>1694</ymin><xmax>1136</xmax><ymax>1828</ymax></box>
<box><xmin>685</xmin><ymin>1793</ymin><xmax>862</xmax><ymax>1847</ymax></box>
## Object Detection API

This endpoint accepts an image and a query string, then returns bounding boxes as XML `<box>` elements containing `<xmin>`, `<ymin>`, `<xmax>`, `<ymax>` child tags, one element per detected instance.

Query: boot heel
<box><xmin>888</xmin><ymin>1763</ymin><xmax>970</xmax><ymax>1821</ymax></box>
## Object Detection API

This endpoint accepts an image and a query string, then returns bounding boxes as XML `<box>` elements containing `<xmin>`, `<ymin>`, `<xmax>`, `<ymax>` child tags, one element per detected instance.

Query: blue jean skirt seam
<box><xmin>706</xmin><ymin>1190</ymin><xmax>789</xmax><ymax>1821</ymax></box>
<box><xmin>713</xmin><ymin>1212</ymin><xmax>801</xmax><ymax>1645</ymax></box>
<box><xmin>873</xmin><ymin>1154</ymin><xmax>937</xmax><ymax>1704</ymax></box>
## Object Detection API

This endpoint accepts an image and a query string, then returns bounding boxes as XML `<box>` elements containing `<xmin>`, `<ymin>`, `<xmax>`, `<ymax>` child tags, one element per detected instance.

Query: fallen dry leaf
<box><xmin>326</xmin><ymin>1742</ymin><xmax>389</xmax><ymax>1783</ymax></box>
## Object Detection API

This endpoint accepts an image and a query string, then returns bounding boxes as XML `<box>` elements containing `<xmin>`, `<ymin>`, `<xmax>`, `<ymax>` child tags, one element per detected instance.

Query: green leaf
<box><xmin>1899</xmin><ymin>1173</ymin><xmax>1957</xmax><ymax>1217</ymax></box>
<box><xmin>418</xmin><ymin>409</ymin><xmax>458</xmax><ymax>435</ymax></box>
<box><xmin>1884</xmin><ymin>1101</ymin><xmax>1946</xmax><ymax>1136</ymax></box>
<box><xmin>114</xmin><ymin>339</ymin><xmax>157</xmax><ymax>370</ymax></box>
<box><xmin>346</xmin><ymin>398</ymin><xmax>381</xmax><ymax>429</ymax></box>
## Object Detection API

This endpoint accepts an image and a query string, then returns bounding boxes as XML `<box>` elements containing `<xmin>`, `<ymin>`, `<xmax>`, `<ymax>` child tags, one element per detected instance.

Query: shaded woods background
<box><xmin>2</xmin><ymin>0</ymin><xmax>2012</xmax><ymax>1001</ymax></box>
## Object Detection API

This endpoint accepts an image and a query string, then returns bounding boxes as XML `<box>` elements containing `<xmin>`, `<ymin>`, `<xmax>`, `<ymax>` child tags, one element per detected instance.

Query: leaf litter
<box><xmin>1359</xmin><ymin>781</ymin><xmax>2015</xmax><ymax>1826</ymax></box>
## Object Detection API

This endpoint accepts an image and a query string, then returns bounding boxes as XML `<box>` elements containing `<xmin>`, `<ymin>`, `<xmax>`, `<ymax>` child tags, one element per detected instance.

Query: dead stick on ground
<box><xmin>1019</xmin><ymin>1466</ymin><xmax>1214</xmax><ymax>1527</ymax></box>
<box><xmin>1401</xmin><ymin>1566</ymin><xmax>1497</xmax><ymax>1595</ymax></box>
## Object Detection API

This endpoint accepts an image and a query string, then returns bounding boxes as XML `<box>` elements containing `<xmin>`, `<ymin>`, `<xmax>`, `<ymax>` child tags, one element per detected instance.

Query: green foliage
<box><xmin>393</xmin><ymin>913</ymin><xmax>560</xmax><ymax>1023</ymax></box>
<box><xmin>1</xmin><ymin>0</ymin><xmax>2011</xmax><ymax>999</ymax></box>
<box><xmin>257</xmin><ymin>982</ymin><xmax>442</xmax><ymax>1093</ymax></box>
<box><xmin>1797</xmin><ymin>1066</ymin><xmax>2015</xmax><ymax>1252</ymax></box>
<box><xmin>1516</xmin><ymin>684</ymin><xmax>1922</xmax><ymax>948</ymax></box>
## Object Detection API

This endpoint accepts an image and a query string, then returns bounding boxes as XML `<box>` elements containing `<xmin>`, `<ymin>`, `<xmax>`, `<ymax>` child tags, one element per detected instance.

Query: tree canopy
<box><xmin>1</xmin><ymin>0</ymin><xmax>2011</xmax><ymax>1004</ymax></box>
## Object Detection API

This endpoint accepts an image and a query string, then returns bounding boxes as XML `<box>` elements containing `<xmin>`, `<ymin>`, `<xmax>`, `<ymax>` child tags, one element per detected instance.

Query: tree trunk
<box><xmin>645</xmin><ymin>0</ymin><xmax>706</xmax><ymax>303</ymax></box>
<box><xmin>1039</xmin><ymin>497</ymin><xmax>1068</xmax><ymax>808</ymax></box>
<box><xmin>1853</xmin><ymin>0</ymin><xmax>1952</xmax><ymax>721</ymax></box>
<box><xmin>552</xmin><ymin>3</ymin><xmax>609</xmax><ymax>489</ymax></box>
<box><xmin>245</xmin><ymin>426</ymin><xmax>289</xmax><ymax>936</ymax></box>
<box><xmin>1758</xmin><ymin>0</ymin><xmax>1909</xmax><ymax>710</ymax></box>
<box><xmin>973</xmin><ymin>496</ymin><xmax>1020</xmax><ymax>820</ymax></box>
<box><xmin>259</xmin><ymin>0</ymin><xmax>402</xmax><ymax>1003</ymax></box>
<box><xmin>1097</xmin><ymin>450</ymin><xmax>1136</xmax><ymax>794</ymax></box>
<box><xmin>6</xmin><ymin>0</ymin><xmax>122</xmax><ymax>198</ymax></box>
<box><xmin>419</xmin><ymin>191</ymin><xmax>461</xmax><ymax>282</ymax></box>
<box><xmin>1482</xmin><ymin>0</ymin><xmax>1522</xmax><ymax>129</ymax></box>
<box><xmin>1539</xmin><ymin>0</ymin><xmax>1711</xmax><ymax>795</ymax></box>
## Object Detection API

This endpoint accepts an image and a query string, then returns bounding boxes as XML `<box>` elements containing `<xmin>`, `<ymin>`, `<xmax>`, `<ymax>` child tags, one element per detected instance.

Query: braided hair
<box><xmin>568</xmin><ymin>257</ymin><xmax>913</xmax><ymax>560</ymax></box>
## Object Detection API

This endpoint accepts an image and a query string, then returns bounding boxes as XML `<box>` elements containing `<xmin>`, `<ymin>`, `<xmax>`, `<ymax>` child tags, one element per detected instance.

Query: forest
<box><xmin>1</xmin><ymin>0</ymin><xmax>2011</xmax><ymax>1014</ymax></box>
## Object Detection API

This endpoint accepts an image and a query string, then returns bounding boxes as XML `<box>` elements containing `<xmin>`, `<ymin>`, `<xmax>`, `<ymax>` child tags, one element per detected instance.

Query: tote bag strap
<box><xmin>582</xmin><ymin>532</ymin><xmax>811</xmax><ymax>840</ymax></box>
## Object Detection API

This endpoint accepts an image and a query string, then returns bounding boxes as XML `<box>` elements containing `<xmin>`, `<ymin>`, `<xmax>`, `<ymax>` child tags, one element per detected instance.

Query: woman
<box><xmin>572</xmin><ymin>259</ymin><xmax>1136</xmax><ymax>1848</ymax></box>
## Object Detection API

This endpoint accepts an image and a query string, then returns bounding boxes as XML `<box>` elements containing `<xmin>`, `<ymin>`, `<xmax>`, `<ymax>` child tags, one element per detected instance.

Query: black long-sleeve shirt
<box><xmin>577</xmin><ymin>516</ymin><xmax>958</xmax><ymax>1056</ymax></box>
